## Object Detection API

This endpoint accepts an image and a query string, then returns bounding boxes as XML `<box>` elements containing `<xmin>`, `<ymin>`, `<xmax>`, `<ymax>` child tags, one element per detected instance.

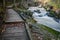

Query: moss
<box><xmin>26</xmin><ymin>18</ymin><xmax>36</xmax><ymax>24</ymax></box>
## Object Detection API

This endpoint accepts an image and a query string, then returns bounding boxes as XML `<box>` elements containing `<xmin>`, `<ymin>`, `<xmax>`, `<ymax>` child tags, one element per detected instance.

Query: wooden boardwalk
<box><xmin>2</xmin><ymin>22</ymin><xmax>29</xmax><ymax>40</ymax></box>
<box><xmin>5</xmin><ymin>9</ymin><xmax>23</xmax><ymax>22</ymax></box>
<box><xmin>1</xmin><ymin>9</ymin><xmax>30</xmax><ymax>40</ymax></box>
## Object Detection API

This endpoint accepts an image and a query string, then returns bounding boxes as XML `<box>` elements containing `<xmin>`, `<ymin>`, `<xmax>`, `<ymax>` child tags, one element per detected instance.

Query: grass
<box><xmin>37</xmin><ymin>24</ymin><xmax>60</xmax><ymax>40</ymax></box>
<box><xmin>38</xmin><ymin>24</ymin><xmax>60</xmax><ymax>37</ymax></box>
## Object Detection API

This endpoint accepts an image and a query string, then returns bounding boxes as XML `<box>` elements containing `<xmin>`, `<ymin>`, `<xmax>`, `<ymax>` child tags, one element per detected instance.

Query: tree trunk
<box><xmin>3</xmin><ymin>0</ymin><xmax>5</xmax><ymax>10</ymax></box>
<box><xmin>14</xmin><ymin>0</ymin><xmax>16</xmax><ymax>8</ymax></box>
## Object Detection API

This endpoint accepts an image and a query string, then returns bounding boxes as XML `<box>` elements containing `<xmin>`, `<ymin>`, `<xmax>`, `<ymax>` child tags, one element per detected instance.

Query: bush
<box><xmin>48</xmin><ymin>10</ymin><xmax>56</xmax><ymax>17</ymax></box>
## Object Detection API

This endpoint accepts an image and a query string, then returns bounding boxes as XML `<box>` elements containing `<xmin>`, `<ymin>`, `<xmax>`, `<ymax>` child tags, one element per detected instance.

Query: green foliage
<box><xmin>50</xmin><ymin>0</ymin><xmax>60</xmax><ymax>8</ymax></box>
<box><xmin>47</xmin><ymin>10</ymin><xmax>60</xmax><ymax>19</ymax></box>
<box><xmin>49</xmin><ymin>10</ymin><xmax>56</xmax><ymax>17</ymax></box>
